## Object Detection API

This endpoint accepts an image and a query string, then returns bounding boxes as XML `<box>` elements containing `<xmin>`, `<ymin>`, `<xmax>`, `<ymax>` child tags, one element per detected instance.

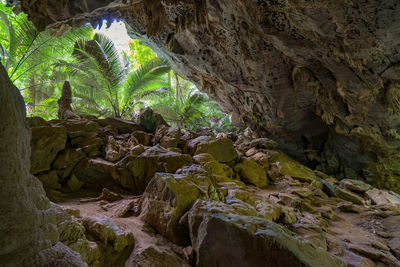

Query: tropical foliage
<box><xmin>56</xmin><ymin>33</ymin><xmax>171</xmax><ymax>117</ymax></box>
<box><xmin>0</xmin><ymin>2</ymin><xmax>235</xmax><ymax>132</ymax></box>
<box><xmin>0</xmin><ymin>5</ymin><xmax>92</xmax><ymax>117</ymax></box>
<box><xmin>145</xmin><ymin>75</ymin><xmax>236</xmax><ymax>132</ymax></box>
<box><xmin>128</xmin><ymin>39</ymin><xmax>157</xmax><ymax>69</ymax></box>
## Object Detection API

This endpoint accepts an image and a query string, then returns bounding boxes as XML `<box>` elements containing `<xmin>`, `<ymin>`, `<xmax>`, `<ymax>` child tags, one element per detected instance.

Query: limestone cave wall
<box><xmin>18</xmin><ymin>0</ymin><xmax>400</xmax><ymax>191</ymax></box>
<box><xmin>0</xmin><ymin>64</ymin><xmax>86</xmax><ymax>265</ymax></box>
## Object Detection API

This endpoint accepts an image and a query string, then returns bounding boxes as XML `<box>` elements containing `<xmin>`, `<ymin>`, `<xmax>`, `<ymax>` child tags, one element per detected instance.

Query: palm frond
<box><xmin>121</xmin><ymin>58</ymin><xmax>170</xmax><ymax>114</ymax></box>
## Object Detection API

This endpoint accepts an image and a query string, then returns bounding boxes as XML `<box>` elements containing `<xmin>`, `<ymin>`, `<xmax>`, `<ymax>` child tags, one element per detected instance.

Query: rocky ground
<box><xmin>28</xmin><ymin>110</ymin><xmax>400</xmax><ymax>267</ymax></box>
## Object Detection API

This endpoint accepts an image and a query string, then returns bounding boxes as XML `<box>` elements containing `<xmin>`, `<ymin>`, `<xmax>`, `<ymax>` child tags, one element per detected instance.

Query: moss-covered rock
<box><xmin>194</xmin><ymin>153</ymin><xmax>235</xmax><ymax>182</ymax></box>
<box><xmin>188</xmin><ymin>200</ymin><xmax>345</xmax><ymax>267</ymax></box>
<box><xmin>339</xmin><ymin>179</ymin><xmax>372</xmax><ymax>193</ymax></box>
<box><xmin>234</xmin><ymin>157</ymin><xmax>269</xmax><ymax>187</ymax></box>
<box><xmin>131</xmin><ymin>245</ymin><xmax>189</xmax><ymax>267</ymax></box>
<box><xmin>52</xmin><ymin>204</ymin><xmax>101</xmax><ymax>266</ymax></box>
<box><xmin>82</xmin><ymin>216</ymin><xmax>134</xmax><ymax>265</ymax></box>
<box><xmin>322</xmin><ymin>180</ymin><xmax>364</xmax><ymax>205</ymax></box>
<box><xmin>191</xmin><ymin>136</ymin><xmax>239</xmax><ymax>163</ymax></box>
<box><xmin>269</xmin><ymin>151</ymin><xmax>319</xmax><ymax>183</ymax></box>
<box><xmin>140</xmin><ymin>172</ymin><xmax>218</xmax><ymax>246</ymax></box>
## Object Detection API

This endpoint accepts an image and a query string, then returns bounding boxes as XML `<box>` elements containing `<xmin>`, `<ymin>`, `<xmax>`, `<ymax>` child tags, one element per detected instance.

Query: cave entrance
<box><xmin>0</xmin><ymin>2</ymin><xmax>232</xmax><ymax>133</ymax></box>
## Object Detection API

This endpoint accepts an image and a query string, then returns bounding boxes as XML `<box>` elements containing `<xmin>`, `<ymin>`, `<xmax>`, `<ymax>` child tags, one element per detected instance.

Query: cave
<box><xmin>1</xmin><ymin>0</ymin><xmax>400</xmax><ymax>266</ymax></box>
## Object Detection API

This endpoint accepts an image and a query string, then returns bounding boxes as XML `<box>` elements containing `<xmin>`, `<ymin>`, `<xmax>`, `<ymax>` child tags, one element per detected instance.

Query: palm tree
<box><xmin>0</xmin><ymin>10</ymin><xmax>91</xmax><ymax>82</ymax></box>
<box><xmin>57</xmin><ymin>33</ymin><xmax>171</xmax><ymax>117</ymax></box>
<box><xmin>0</xmin><ymin>9</ymin><xmax>92</xmax><ymax>115</ymax></box>
<box><xmin>150</xmin><ymin>77</ymin><xmax>211</xmax><ymax>130</ymax></box>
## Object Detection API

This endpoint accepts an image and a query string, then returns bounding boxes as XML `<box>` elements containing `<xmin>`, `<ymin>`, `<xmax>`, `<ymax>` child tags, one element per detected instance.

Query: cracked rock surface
<box><xmin>22</xmin><ymin>114</ymin><xmax>400</xmax><ymax>266</ymax></box>
<box><xmin>19</xmin><ymin>0</ymin><xmax>400</xmax><ymax>192</ymax></box>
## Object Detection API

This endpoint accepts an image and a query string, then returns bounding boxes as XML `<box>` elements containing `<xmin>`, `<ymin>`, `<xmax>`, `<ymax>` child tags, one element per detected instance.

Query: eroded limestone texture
<box><xmin>18</xmin><ymin>113</ymin><xmax>400</xmax><ymax>266</ymax></box>
<box><xmin>18</xmin><ymin>0</ymin><xmax>400</xmax><ymax>191</ymax></box>
<box><xmin>0</xmin><ymin>64</ymin><xmax>85</xmax><ymax>266</ymax></box>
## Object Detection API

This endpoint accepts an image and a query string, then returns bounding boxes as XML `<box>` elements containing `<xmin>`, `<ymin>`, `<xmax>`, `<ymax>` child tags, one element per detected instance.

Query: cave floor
<box><xmin>57</xmin><ymin>182</ymin><xmax>400</xmax><ymax>267</ymax></box>
<box><xmin>59</xmin><ymin>195</ymin><xmax>189</xmax><ymax>266</ymax></box>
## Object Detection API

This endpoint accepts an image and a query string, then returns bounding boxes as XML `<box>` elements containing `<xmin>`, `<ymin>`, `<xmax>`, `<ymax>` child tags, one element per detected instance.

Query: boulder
<box><xmin>188</xmin><ymin>200</ymin><xmax>345</xmax><ymax>267</ymax></box>
<box><xmin>339</xmin><ymin>179</ymin><xmax>372</xmax><ymax>193</ymax></box>
<box><xmin>52</xmin><ymin>148</ymin><xmax>85</xmax><ymax>179</ymax></box>
<box><xmin>130</xmin><ymin>144</ymin><xmax>145</xmax><ymax>156</ymax></box>
<box><xmin>322</xmin><ymin>180</ymin><xmax>364</xmax><ymax>205</ymax></box>
<box><xmin>223</xmin><ymin>186</ymin><xmax>283</xmax><ymax>221</ymax></box>
<box><xmin>82</xmin><ymin>216</ymin><xmax>134</xmax><ymax>252</ymax></box>
<box><xmin>30</xmin><ymin>126</ymin><xmax>67</xmax><ymax>174</ymax></box>
<box><xmin>234</xmin><ymin>157</ymin><xmax>269</xmax><ymax>187</ymax></box>
<box><xmin>119</xmin><ymin>143</ymin><xmax>195</xmax><ymax>193</ymax></box>
<box><xmin>53</xmin><ymin>120</ymin><xmax>99</xmax><ymax>138</ymax></box>
<box><xmin>269</xmin><ymin>151</ymin><xmax>319</xmax><ymax>183</ymax></box>
<box><xmin>365</xmin><ymin>188</ymin><xmax>400</xmax><ymax>206</ymax></box>
<box><xmin>99</xmin><ymin>117</ymin><xmax>144</xmax><ymax>134</ymax></box>
<box><xmin>52</xmin><ymin>204</ymin><xmax>100</xmax><ymax>266</ymax></box>
<box><xmin>37</xmin><ymin>243</ymin><xmax>87</xmax><ymax>267</ymax></box>
<box><xmin>140</xmin><ymin>172</ymin><xmax>218</xmax><ymax>246</ymax></box>
<box><xmin>82</xmin><ymin>216</ymin><xmax>134</xmax><ymax>265</ymax></box>
<box><xmin>155</xmin><ymin>125</ymin><xmax>186</xmax><ymax>151</ymax></box>
<box><xmin>252</xmin><ymin>152</ymin><xmax>271</xmax><ymax>172</ymax></box>
<box><xmin>130</xmin><ymin>245</ymin><xmax>189</xmax><ymax>267</ymax></box>
<box><xmin>70</xmin><ymin>134</ymin><xmax>103</xmax><ymax>157</ymax></box>
<box><xmin>248</xmin><ymin>138</ymin><xmax>278</xmax><ymax>149</ymax></box>
<box><xmin>38</xmin><ymin>171</ymin><xmax>61</xmax><ymax>190</ymax></box>
<box><xmin>190</xmin><ymin>136</ymin><xmax>239</xmax><ymax>163</ymax></box>
<box><xmin>137</xmin><ymin>107</ymin><xmax>168</xmax><ymax>133</ymax></box>
<box><xmin>194</xmin><ymin>153</ymin><xmax>235</xmax><ymax>182</ymax></box>
<box><xmin>73</xmin><ymin>158</ymin><xmax>120</xmax><ymax>190</ymax></box>
<box><xmin>104</xmin><ymin>136</ymin><xmax>123</xmax><ymax>162</ymax></box>
<box><xmin>117</xmin><ymin>155</ymin><xmax>157</xmax><ymax>193</ymax></box>
<box><xmin>67</xmin><ymin>175</ymin><xmax>85</xmax><ymax>192</ymax></box>
<box><xmin>131</xmin><ymin>131</ymin><xmax>152</xmax><ymax>146</ymax></box>
<box><xmin>154</xmin><ymin>124</ymin><xmax>170</xmax><ymax>143</ymax></box>
<box><xmin>141</xmin><ymin>145</ymin><xmax>194</xmax><ymax>173</ymax></box>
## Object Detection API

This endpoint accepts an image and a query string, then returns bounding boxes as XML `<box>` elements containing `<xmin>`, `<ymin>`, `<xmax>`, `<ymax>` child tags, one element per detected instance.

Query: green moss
<box><xmin>162</xmin><ymin>173</ymin><xmax>219</xmax><ymax>218</ymax></box>
<box><xmin>234</xmin><ymin>157</ymin><xmax>269</xmax><ymax>187</ymax></box>
<box><xmin>269</xmin><ymin>151</ymin><xmax>319</xmax><ymax>183</ymax></box>
<box><xmin>349</xmin><ymin>126</ymin><xmax>400</xmax><ymax>193</ymax></box>
<box><xmin>194</xmin><ymin>153</ymin><xmax>234</xmax><ymax>183</ymax></box>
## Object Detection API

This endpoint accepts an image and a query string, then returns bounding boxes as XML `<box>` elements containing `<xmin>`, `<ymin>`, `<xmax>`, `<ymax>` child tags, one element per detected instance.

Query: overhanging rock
<box><xmin>19</xmin><ymin>0</ymin><xmax>400</xmax><ymax>192</ymax></box>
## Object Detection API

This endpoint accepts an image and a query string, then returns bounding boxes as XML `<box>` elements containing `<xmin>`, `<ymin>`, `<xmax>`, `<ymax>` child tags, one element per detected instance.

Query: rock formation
<box><xmin>21</xmin><ymin>113</ymin><xmax>400</xmax><ymax>266</ymax></box>
<box><xmin>58</xmin><ymin>81</ymin><xmax>80</xmax><ymax>120</ymax></box>
<box><xmin>17</xmin><ymin>0</ymin><xmax>400</xmax><ymax>192</ymax></box>
<box><xmin>0</xmin><ymin>64</ymin><xmax>85</xmax><ymax>266</ymax></box>
<box><xmin>1</xmin><ymin>1</ymin><xmax>400</xmax><ymax>266</ymax></box>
